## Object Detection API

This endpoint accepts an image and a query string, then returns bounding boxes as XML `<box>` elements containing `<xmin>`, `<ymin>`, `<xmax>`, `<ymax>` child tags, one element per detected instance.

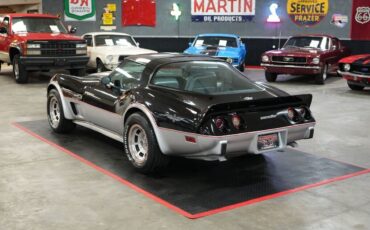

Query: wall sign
<box><xmin>330</xmin><ymin>14</ymin><xmax>348</xmax><ymax>28</ymax></box>
<box><xmin>64</xmin><ymin>0</ymin><xmax>96</xmax><ymax>21</ymax></box>
<box><xmin>351</xmin><ymin>0</ymin><xmax>370</xmax><ymax>40</ymax></box>
<box><xmin>267</xmin><ymin>3</ymin><xmax>280</xmax><ymax>23</ymax></box>
<box><xmin>191</xmin><ymin>0</ymin><xmax>255</xmax><ymax>22</ymax></box>
<box><xmin>101</xmin><ymin>3</ymin><xmax>117</xmax><ymax>31</ymax></box>
<box><xmin>171</xmin><ymin>3</ymin><xmax>182</xmax><ymax>21</ymax></box>
<box><xmin>122</xmin><ymin>0</ymin><xmax>156</xmax><ymax>27</ymax></box>
<box><xmin>287</xmin><ymin>0</ymin><xmax>329</xmax><ymax>27</ymax></box>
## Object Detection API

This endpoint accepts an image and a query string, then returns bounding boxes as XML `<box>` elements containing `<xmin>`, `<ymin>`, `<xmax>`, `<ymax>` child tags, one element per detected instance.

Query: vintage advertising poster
<box><xmin>101</xmin><ymin>3</ymin><xmax>117</xmax><ymax>31</ymax></box>
<box><xmin>64</xmin><ymin>0</ymin><xmax>96</xmax><ymax>21</ymax></box>
<box><xmin>122</xmin><ymin>0</ymin><xmax>156</xmax><ymax>27</ymax></box>
<box><xmin>351</xmin><ymin>0</ymin><xmax>370</xmax><ymax>40</ymax></box>
<box><xmin>287</xmin><ymin>0</ymin><xmax>329</xmax><ymax>27</ymax></box>
<box><xmin>191</xmin><ymin>0</ymin><xmax>256</xmax><ymax>22</ymax></box>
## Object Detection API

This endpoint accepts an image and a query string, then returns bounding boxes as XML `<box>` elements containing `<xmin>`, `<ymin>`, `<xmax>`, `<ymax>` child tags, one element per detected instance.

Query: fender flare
<box><xmin>47</xmin><ymin>81</ymin><xmax>75</xmax><ymax>120</ymax></box>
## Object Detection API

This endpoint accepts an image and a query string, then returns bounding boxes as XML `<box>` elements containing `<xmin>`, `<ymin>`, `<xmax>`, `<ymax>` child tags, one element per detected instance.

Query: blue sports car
<box><xmin>184</xmin><ymin>33</ymin><xmax>247</xmax><ymax>71</ymax></box>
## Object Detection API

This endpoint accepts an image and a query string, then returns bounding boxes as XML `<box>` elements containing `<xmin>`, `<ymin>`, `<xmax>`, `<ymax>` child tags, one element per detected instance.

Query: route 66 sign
<box><xmin>64</xmin><ymin>0</ymin><xmax>96</xmax><ymax>21</ymax></box>
<box><xmin>355</xmin><ymin>7</ymin><xmax>370</xmax><ymax>24</ymax></box>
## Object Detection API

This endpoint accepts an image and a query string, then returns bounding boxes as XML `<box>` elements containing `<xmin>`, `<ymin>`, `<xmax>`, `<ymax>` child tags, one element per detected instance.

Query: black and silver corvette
<box><xmin>47</xmin><ymin>53</ymin><xmax>316</xmax><ymax>173</ymax></box>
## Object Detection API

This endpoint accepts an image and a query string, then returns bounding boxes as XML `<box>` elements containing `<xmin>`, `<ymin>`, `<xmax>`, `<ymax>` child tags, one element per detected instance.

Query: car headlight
<box><xmin>312</xmin><ymin>57</ymin><xmax>320</xmax><ymax>64</ymax></box>
<box><xmin>262</xmin><ymin>55</ymin><xmax>269</xmax><ymax>62</ymax></box>
<box><xmin>343</xmin><ymin>64</ymin><xmax>351</xmax><ymax>72</ymax></box>
<box><xmin>76</xmin><ymin>49</ymin><xmax>87</xmax><ymax>55</ymax></box>
<box><xmin>106</xmin><ymin>55</ymin><xmax>114</xmax><ymax>62</ymax></box>
<box><xmin>27</xmin><ymin>50</ymin><xmax>41</xmax><ymax>55</ymax></box>
<box><xmin>76</xmin><ymin>43</ymin><xmax>87</xmax><ymax>48</ymax></box>
<box><xmin>27</xmin><ymin>43</ymin><xmax>41</xmax><ymax>49</ymax></box>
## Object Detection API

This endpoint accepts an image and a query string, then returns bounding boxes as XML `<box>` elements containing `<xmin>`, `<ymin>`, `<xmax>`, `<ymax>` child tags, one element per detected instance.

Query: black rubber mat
<box><xmin>16</xmin><ymin>120</ymin><xmax>368</xmax><ymax>218</ymax></box>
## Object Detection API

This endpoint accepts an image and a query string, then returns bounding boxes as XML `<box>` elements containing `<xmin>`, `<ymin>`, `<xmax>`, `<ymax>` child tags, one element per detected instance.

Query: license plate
<box><xmin>257</xmin><ymin>133</ymin><xmax>279</xmax><ymax>151</ymax></box>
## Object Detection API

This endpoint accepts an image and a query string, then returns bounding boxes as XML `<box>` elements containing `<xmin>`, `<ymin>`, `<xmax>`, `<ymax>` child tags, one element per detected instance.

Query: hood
<box><xmin>14</xmin><ymin>32</ymin><xmax>83</xmax><ymax>41</ymax></box>
<box><xmin>340</xmin><ymin>54</ymin><xmax>370</xmax><ymax>64</ymax></box>
<box><xmin>93</xmin><ymin>46</ymin><xmax>157</xmax><ymax>56</ymax></box>
<box><xmin>265</xmin><ymin>47</ymin><xmax>325</xmax><ymax>58</ymax></box>
<box><xmin>185</xmin><ymin>46</ymin><xmax>239</xmax><ymax>58</ymax></box>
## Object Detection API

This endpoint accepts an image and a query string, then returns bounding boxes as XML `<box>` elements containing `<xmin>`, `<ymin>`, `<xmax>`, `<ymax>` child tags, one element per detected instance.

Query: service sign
<box><xmin>287</xmin><ymin>0</ymin><xmax>329</xmax><ymax>27</ymax></box>
<box><xmin>191</xmin><ymin>0</ymin><xmax>255</xmax><ymax>22</ymax></box>
<box><xmin>64</xmin><ymin>0</ymin><xmax>96</xmax><ymax>21</ymax></box>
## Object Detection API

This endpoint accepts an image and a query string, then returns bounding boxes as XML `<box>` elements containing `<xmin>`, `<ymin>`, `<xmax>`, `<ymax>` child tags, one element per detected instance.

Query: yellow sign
<box><xmin>287</xmin><ymin>0</ymin><xmax>329</xmax><ymax>27</ymax></box>
<box><xmin>107</xmin><ymin>3</ymin><xmax>116</xmax><ymax>12</ymax></box>
<box><xmin>103</xmin><ymin>13</ymin><xmax>113</xmax><ymax>25</ymax></box>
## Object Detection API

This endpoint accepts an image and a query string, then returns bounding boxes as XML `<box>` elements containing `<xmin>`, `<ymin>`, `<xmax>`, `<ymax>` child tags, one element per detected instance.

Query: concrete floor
<box><xmin>0</xmin><ymin>65</ymin><xmax>370</xmax><ymax>229</ymax></box>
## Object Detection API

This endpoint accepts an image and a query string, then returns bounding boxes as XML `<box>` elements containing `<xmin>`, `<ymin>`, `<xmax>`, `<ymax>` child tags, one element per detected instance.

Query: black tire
<box><xmin>265</xmin><ymin>72</ymin><xmax>277</xmax><ymax>82</ymax></box>
<box><xmin>96</xmin><ymin>59</ymin><xmax>107</xmax><ymax>73</ymax></box>
<box><xmin>238</xmin><ymin>62</ymin><xmax>245</xmax><ymax>72</ymax></box>
<box><xmin>347</xmin><ymin>82</ymin><xmax>364</xmax><ymax>91</ymax></box>
<box><xmin>13</xmin><ymin>54</ymin><xmax>28</xmax><ymax>84</ymax></box>
<box><xmin>315</xmin><ymin>64</ymin><xmax>328</xmax><ymax>85</ymax></box>
<box><xmin>124</xmin><ymin>113</ymin><xmax>169</xmax><ymax>174</ymax></box>
<box><xmin>47</xmin><ymin>89</ymin><xmax>76</xmax><ymax>133</ymax></box>
<box><xmin>70</xmin><ymin>68</ymin><xmax>86</xmax><ymax>76</ymax></box>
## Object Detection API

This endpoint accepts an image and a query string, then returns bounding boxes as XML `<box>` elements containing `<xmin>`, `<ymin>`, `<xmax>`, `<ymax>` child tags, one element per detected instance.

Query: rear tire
<box><xmin>265</xmin><ymin>72</ymin><xmax>277</xmax><ymax>82</ymax></box>
<box><xmin>315</xmin><ymin>64</ymin><xmax>328</xmax><ymax>85</ymax></box>
<box><xmin>47</xmin><ymin>89</ymin><xmax>76</xmax><ymax>133</ymax></box>
<box><xmin>96</xmin><ymin>59</ymin><xmax>107</xmax><ymax>73</ymax></box>
<box><xmin>124</xmin><ymin>113</ymin><xmax>169</xmax><ymax>174</ymax></box>
<box><xmin>13</xmin><ymin>54</ymin><xmax>28</xmax><ymax>84</ymax></box>
<box><xmin>347</xmin><ymin>82</ymin><xmax>364</xmax><ymax>91</ymax></box>
<box><xmin>70</xmin><ymin>68</ymin><xmax>86</xmax><ymax>76</ymax></box>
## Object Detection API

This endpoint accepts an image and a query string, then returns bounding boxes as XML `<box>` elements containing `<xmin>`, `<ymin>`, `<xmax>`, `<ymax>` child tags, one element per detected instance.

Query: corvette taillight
<box><xmin>297</xmin><ymin>107</ymin><xmax>306</xmax><ymax>117</ymax></box>
<box><xmin>231</xmin><ymin>114</ymin><xmax>241</xmax><ymax>129</ymax></box>
<box><xmin>215</xmin><ymin>117</ymin><xmax>225</xmax><ymax>130</ymax></box>
<box><xmin>287</xmin><ymin>107</ymin><xmax>296</xmax><ymax>120</ymax></box>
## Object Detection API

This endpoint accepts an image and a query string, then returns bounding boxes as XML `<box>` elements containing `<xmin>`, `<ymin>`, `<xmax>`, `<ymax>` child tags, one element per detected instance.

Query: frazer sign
<box><xmin>191</xmin><ymin>0</ymin><xmax>256</xmax><ymax>22</ymax></box>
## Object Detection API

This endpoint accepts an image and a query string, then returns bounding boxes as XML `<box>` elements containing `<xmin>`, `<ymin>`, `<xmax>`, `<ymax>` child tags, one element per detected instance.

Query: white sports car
<box><xmin>82</xmin><ymin>32</ymin><xmax>157</xmax><ymax>72</ymax></box>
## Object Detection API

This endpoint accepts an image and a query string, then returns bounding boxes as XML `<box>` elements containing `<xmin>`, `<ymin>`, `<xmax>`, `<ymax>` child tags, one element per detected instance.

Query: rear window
<box><xmin>151</xmin><ymin>61</ymin><xmax>262</xmax><ymax>95</ymax></box>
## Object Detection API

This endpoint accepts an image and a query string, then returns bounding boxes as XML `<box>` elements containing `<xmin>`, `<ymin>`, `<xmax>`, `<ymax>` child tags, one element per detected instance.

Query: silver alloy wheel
<box><xmin>49</xmin><ymin>96</ymin><xmax>61</xmax><ymax>128</ymax></box>
<box><xmin>128</xmin><ymin>124</ymin><xmax>149</xmax><ymax>166</ymax></box>
<box><xmin>14</xmin><ymin>59</ymin><xmax>19</xmax><ymax>80</ymax></box>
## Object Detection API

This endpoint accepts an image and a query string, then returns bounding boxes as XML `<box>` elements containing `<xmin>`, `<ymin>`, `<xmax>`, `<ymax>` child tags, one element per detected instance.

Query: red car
<box><xmin>338</xmin><ymin>54</ymin><xmax>370</xmax><ymax>91</ymax></box>
<box><xmin>261</xmin><ymin>35</ymin><xmax>350</xmax><ymax>84</ymax></box>
<box><xmin>0</xmin><ymin>14</ymin><xmax>89</xmax><ymax>83</ymax></box>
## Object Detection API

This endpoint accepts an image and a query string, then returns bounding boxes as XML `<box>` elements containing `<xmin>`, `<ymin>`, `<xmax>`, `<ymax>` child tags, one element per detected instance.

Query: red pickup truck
<box><xmin>0</xmin><ymin>13</ymin><xmax>89</xmax><ymax>83</ymax></box>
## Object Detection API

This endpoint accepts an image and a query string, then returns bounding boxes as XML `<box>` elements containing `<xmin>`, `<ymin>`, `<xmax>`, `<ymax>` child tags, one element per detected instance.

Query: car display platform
<box><xmin>14</xmin><ymin>120</ymin><xmax>370</xmax><ymax>219</ymax></box>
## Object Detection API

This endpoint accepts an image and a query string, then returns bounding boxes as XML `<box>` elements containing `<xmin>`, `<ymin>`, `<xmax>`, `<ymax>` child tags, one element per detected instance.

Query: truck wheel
<box><xmin>96</xmin><ymin>59</ymin><xmax>107</xmax><ymax>73</ymax></box>
<box><xmin>47</xmin><ymin>89</ymin><xmax>76</xmax><ymax>133</ymax></box>
<box><xmin>70</xmin><ymin>68</ymin><xmax>86</xmax><ymax>76</ymax></box>
<box><xmin>13</xmin><ymin>55</ymin><xmax>28</xmax><ymax>84</ymax></box>
<box><xmin>265</xmin><ymin>72</ymin><xmax>277</xmax><ymax>82</ymax></box>
<box><xmin>315</xmin><ymin>64</ymin><xmax>328</xmax><ymax>85</ymax></box>
<box><xmin>347</xmin><ymin>82</ymin><xmax>364</xmax><ymax>91</ymax></box>
<box><xmin>124</xmin><ymin>113</ymin><xmax>169</xmax><ymax>174</ymax></box>
<box><xmin>238</xmin><ymin>63</ymin><xmax>245</xmax><ymax>72</ymax></box>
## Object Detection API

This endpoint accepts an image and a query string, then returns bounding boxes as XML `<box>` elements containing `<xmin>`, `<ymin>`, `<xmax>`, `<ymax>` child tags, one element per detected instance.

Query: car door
<box><xmin>81</xmin><ymin>60</ymin><xmax>146</xmax><ymax>135</ymax></box>
<box><xmin>0</xmin><ymin>17</ymin><xmax>11</xmax><ymax>62</ymax></box>
<box><xmin>327</xmin><ymin>38</ymin><xmax>345</xmax><ymax>73</ymax></box>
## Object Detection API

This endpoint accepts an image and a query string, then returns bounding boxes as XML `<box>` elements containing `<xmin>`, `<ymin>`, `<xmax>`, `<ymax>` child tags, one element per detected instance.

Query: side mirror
<box><xmin>69</xmin><ymin>27</ymin><xmax>77</xmax><ymax>34</ymax></box>
<box><xmin>136</xmin><ymin>42</ymin><xmax>140</xmax><ymax>47</ymax></box>
<box><xmin>101</xmin><ymin>76</ymin><xmax>111</xmax><ymax>86</ymax></box>
<box><xmin>0</xmin><ymin>27</ymin><xmax>7</xmax><ymax>34</ymax></box>
<box><xmin>332</xmin><ymin>45</ymin><xmax>337</xmax><ymax>50</ymax></box>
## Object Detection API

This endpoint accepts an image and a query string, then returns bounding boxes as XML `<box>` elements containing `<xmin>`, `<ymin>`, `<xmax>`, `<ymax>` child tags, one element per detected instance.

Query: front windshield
<box><xmin>12</xmin><ymin>17</ymin><xmax>67</xmax><ymax>33</ymax></box>
<box><xmin>194</xmin><ymin>36</ymin><xmax>237</xmax><ymax>48</ymax></box>
<box><xmin>284</xmin><ymin>37</ymin><xmax>329</xmax><ymax>50</ymax></box>
<box><xmin>109</xmin><ymin>60</ymin><xmax>145</xmax><ymax>90</ymax></box>
<box><xmin>95</xmin><ymin>35</ymin><xmax>136</xmax><ymax>47</ymax></box>
<box><xmin>151</xmin><ymin>61</ymin><xmax>262</xmax><ymax>95</ymax></box>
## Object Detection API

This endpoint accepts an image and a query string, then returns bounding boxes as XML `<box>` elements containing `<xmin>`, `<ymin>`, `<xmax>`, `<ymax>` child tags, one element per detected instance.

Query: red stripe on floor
<box><xmin>13</xmin><ymin>122</ymin><xmax>370</xmax><ymax>219</ymax></box>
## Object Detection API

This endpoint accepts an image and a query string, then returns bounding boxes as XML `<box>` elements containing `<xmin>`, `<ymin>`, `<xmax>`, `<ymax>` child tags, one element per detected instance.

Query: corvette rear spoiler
<box><xmin>206</xmin><ymin>94</ymin><xmax>313</xmax><ymax>115</ymax></box>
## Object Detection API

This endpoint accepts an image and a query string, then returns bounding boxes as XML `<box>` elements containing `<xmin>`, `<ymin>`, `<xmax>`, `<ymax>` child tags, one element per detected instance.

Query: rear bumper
<box><xmin>261</xmin><ymin>63</ymin><xmax>322</xmax><ymax>75</ymax></box>
<box><xmin>20</xmin><ymin>56</ymin><xmax>89</xmax><ymax>71</ymax></box>
<box><xmin>339</xmin><ymin>70</ymin><xmax>370</xmax><ymax>87</ymax></box>
<box><xmin>155</xmin><ymin>122</ymin><xmax>315</xmax><ymax>161</ymax></box>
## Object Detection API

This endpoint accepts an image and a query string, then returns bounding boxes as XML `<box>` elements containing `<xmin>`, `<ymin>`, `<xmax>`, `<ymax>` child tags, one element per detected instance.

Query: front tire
<box><xmin>124</xmin><ymin>113</ymin><xmax>169</xmax><ymax>173</ymax></box>
<box><xmin>265</xmin><ymin>72</ymin><xmax>277</xmax><ymax>82</ymax></box>
<box><xmin>13</xmin><ymin>54</ymin><xmax>28</xmax><ymax>84</ymax></box>
<box><xmin>238</xmin><ymin>62</ymin><xmax>245</xmax><ymax>72</ymax></box>
<box><xmin>347</xmin><ymin>82</ymin><xmax>364</xmax><ymax>91</ymax></box>
<box><xmin>47</xmin><ymin>89</ymin><xmax>76</xmax><ymax>133</ymax></box>
<box><xmin>315</xmin><ymin>64</ymin><xmax>328</xmax><ymax>85</ymax></box>
<box><xmin>96</xmin><ymin>59</ymin><xmax>107</xmax><ymax>73</ymax></box>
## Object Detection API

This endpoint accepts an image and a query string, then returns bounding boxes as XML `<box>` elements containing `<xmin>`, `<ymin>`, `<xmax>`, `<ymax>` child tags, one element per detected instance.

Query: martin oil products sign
<box><xmin>191</xmin><ymin>0</ymin><xmax>256</xmax><ymax>22</ymax></box>
<box><xmin>287</xmin><ymin>0</ymin><xmax>329</xmax><ymax>27</ymax></box>
<box><xmin>65</xmin><ymin>0</ymin><xmax>96</xmax><ymax>21</ymax></box>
